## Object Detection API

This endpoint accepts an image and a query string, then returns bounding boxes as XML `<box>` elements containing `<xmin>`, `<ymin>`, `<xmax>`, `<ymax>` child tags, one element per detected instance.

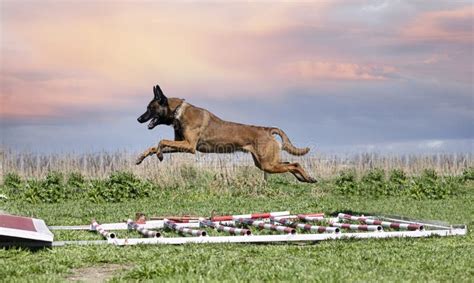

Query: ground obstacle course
<box><xmin>0</xmin><ymin>211</ymin><xmax>467</xmax><ymax>247</ymax></box>
<box><xmin>42</xmin><ymin>210</ymin><xmax>468</xmax><ymax>247</ymax></box>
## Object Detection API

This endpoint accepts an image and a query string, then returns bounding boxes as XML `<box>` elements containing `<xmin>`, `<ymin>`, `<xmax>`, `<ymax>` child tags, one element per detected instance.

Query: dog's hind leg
<box><xmin>259</xmin><ymin>161</ymin><xmax>317</xmax><ymax>183</ymax></box>
<box><xmin>252</xmin><ymin>142</ymin><xmax>317</xmax><ymax>183</ymax></box>
<box><xmin>287</xmin><ymin>162</ymin><xmax>317</xmax><ymax>183</ymax></box>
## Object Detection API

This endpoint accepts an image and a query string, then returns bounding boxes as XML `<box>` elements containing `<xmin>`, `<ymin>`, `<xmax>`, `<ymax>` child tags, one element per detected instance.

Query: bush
<box><xmin>2</xmin><ymin>170</ymin><xmax>159</xmax><ymax>203</ymax></box>
<box><xmin>387</xmin><ymin>169</ymin><xmax>408</xmax><ymax>195</ymax></box>
<box><xmin>333</xmin><ymin>168</ymin><xmax>464</xmax><ymax>199</ymax></box>
<box><xmin>462</xmin><ymin>167</ymin><xmax>474</xmax><ymax>181</ymax></box>
<box><xmin>4</xmin><ymin>172</ymin><xmax>23</xmax><ymax>189</ymax></box>
<box><xmin>22</xmin><ymin>171</ymin><xmax>72</xmax><ymax>203</ymax></box>
<box><xmin>3</xmin><ymin>172</ymin><xmax>23</xmax><ymax>199</ymax></box>
<box><xmin>359</xmin><ymin>169</ymin><xmax>387</xmax><ymax>197</ymax></box>
<box><xmin>87</xmin><ymin>171</ymin><xmax>156</xmax><ymax>202</ymax></box>
<box><xmin>334</xmin><ymin>169</ymin><xmax>358</xmax><ymax>195</ymax></box>
<box><xmin>409</xmin><ymin>169</ymin><xmax>457</xmax><ymax>200</ymax></box>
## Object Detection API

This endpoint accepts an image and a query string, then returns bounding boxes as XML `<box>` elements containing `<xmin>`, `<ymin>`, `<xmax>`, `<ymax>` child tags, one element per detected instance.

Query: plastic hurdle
<box><xmin>330</xmin><ymin>222</ymin><xmax>382</xmax><ymax>231</ymax></box>
<box><xmin>200</xmin><ymin>219</ymin><xmax>251</xmax><ymax>236</ymax></box>
<box><xmin>91</xmin><ymin>220</ymin><xmax>116</xmax><ymax>239</ymax></box>
<box><xmin>127</xmin><ymin>219</ymin><xmax>161</xmax><ymax>238</ymax></box>
<box><xmin>337</xmin><ymin>213</ymin><xmax>423</xmax><ymax>231</ymax></box>
<box><xmin>237</xmin><ymin>218</ymin><xmax>296</xmax><ymax>234</ymax></box>
<box><xmin>270</xmin><ymin>217</ymin><xmax>340</xmax><ymax>233</ymax></box>
<box><xmin>164</xmin><ymin>220</ymin><xmax>207</xmax><ymax>237</ymax></box>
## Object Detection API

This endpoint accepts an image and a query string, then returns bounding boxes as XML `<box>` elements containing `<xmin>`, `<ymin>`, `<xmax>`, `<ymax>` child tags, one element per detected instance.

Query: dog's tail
<box><xmin>268</xmin><ymin>128</ymin><xmax>310</xmax><ymax>156</ymax></box>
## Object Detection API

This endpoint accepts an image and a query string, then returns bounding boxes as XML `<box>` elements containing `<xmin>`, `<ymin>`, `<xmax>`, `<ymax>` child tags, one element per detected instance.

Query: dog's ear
<box><xmin>153</xmin><ymin>85</ymin><xmax>168</xmax><ymax>105</ymax></box>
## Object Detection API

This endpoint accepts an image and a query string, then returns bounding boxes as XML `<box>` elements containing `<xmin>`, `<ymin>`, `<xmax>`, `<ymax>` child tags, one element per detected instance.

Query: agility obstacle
<box><xmin>338</xmin><ymin>213</ymin><xmax>423</xmax><ymax>231</ymax></box>
<box><xmin>0</xmin><ymin>214</ymin><xmax>54</xmax><ymax>247</ymax></box>
<box><xmin>164</xmin><ymin>220</ymin><xmax>207</xmax><ymax>237</ymax></box>
<box><xmin>237</xmin><ymin>218</ymin><xmax>296</xmax><ymax>234</ymax></box>
<box><xmin>211</xmin><ymin>211</ymin><xmax>290</xmax><ymax>222</ymax></box>
<box><xmin>127</xmin><ymin>219</ymin><xmax>161</xmax><ymax>238</ymax></box>
<box><xmin>330</xmin><ymin>222</ymin><xmax>382</xmax><ymax>231</ymax></box>
<box><xmin>1</xmin><ymin>211</ymin><xmax>467</xmax><ymax>248</ymax></box>
<box><xmin>91</xmin><ymin>220</ymin><xmax>116</xmax><ymax>239</ymax></box>
<box><xmin>271</xmin><ymin>217</ymin><xmax>340</xmax><ymax>233</ymax></box>
<box><xmin>297</xmin><ymin>214</ymin><xmax>325</xmax><ymax>222</ymax></box>
<box><xmin>200</xmin><ymin>219</ymin><xmax>252</xmax><ymax>236</ymax></box>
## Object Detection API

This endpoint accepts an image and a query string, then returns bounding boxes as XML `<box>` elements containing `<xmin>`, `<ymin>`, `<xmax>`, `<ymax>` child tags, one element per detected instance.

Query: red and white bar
<box><xmin>164</xmin><ymin>220</ymin><xmax>207</xmax><ymax>237</ymax></box>
<box><xmin>211</xmin><ymin>211</ymin><xmax>290</xmax><ymax>222</ymax></box>
<box><xmin>127</xmin><ymin>219</ymin><xmax>161</xmax><ymax>238</ymax></box>
<box><xmin>299</xmin><ymin>213</ymin><xmax>325</xmax><ymax>217</ymax></box>
<box><xmin>237</xmin><ymin>218</ymin><xmax>296</xmax><ymax>234</ymax></box>
<box><xmin>338</xmin><ymin>213</ymin><xmax>423</xmax><ymax>231</ymax></box>
<box><xmin>270</xmin><ymin>217</ymin><xmax>340</xmax><ymax>233</ymax></box>
<box><xmin>91</xmin><ymin>220</ymin><xmax>116</xmax><ymax>239</ymax></box>
<box><xmin>330</xmin><ymin>222</ymin><xmax>382</xmax><ymax>231</ymax></box>
<box><xmin>200</xmin><ymin>220</ymin><xmax>251</xmax><ymax>236</ymax></box>
<box><xmin>297</xmin><ymin>214</ymin><xmax>325</xmax><ymax>222</ymax></box>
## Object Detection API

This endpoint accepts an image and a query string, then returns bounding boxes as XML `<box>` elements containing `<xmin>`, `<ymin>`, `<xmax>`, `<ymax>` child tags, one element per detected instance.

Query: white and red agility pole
<box><xmin>330</xmin><ymin>222</ymin><xmax>382</xmax><ymax>231</ymax></box>
<box><xmin>299</xmin><ymin>213</ymin><xmax>325</xmax><ymax>217</ymax></box>
<box><xmin>91</xmin><ymin>220</ymin><xmax>116</xmax><ymax>239</ymax></box>
<box><xmin>164</xmin><ymin>220</ymin><xmax>207</xmax><ymax>237</ymax></box>
<box><xmin>338</xmin><ymin>213</ymin><xmax>423</xmax><ymax>231</ymax></box>
<box><xmin>297</xmin><ymin>214</ymin><xmax>325</xmax><ymax>222</ymax></box>
<box><xmin>150</xmin><ymin>216</ymin><xmax>200</xmax><ymax>223</ymax></box>
<box><xmin>270</xmin><ymin>217</ymin><xmax>340</xmax><ymax>233</ymax></box>
<box><xmin>127</xmin><ymin>219</ymin><xmax>161</xmax><ymax>238</ymax></box>
<box><xmin>211</xmin><ymin>211</ymin><xmax>289</xmax><ymax>222</ymax></box>
<box><xmin>271</xmin><ymin>213</ymin><xmax>324</xmax><ymax>221</ymax></box>
<box><xmin>237</xmin><ymin>218</ymin><xmax>296</xmax><ymax>234</ymax></box>
<box><xmin>200</xmin><ymin>219</ymin><xmax>251</xmax><ymax>236</ymax></box>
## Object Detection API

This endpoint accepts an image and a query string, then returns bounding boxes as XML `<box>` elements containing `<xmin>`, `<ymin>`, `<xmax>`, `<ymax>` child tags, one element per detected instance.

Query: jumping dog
<box><xmin>136</xmin><ymin>85</ymin><xmax>317</xmax><ymax>183</ymax></box>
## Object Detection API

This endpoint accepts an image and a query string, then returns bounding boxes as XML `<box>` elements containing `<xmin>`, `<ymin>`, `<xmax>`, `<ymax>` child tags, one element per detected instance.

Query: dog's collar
<box><xmin>173</xmin><ymin>105</ymin><xmax>181</xmax><ymax>119</ymax></box>
<box><xmin>172</xmin><ymin>102</ymin><xmax>186</xmax><ymax>120</ymax></box>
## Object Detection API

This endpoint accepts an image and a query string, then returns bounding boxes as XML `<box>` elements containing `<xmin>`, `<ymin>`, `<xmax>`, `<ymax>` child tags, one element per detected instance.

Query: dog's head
<box><xmin>137</xmin><ymin>85</ymin><xmax>174</xmax><ymax>129</ymax></box>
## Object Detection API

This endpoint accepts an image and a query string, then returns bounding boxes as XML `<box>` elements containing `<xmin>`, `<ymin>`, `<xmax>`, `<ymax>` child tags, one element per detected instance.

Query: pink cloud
<box><xmin>401</xmin><ymin>6</ymin><xmax>473</xmax><ymax>43</ymax></box>
<box><xmin>278</xmin><ymin>60</ymin><xmax>397</xmax><ymax>81</ymax></box>
<box><xmin>0</xmin><ymin>72</ymin><xmax>136</xmax><ymax>119</ymax></box>
<box><xmin>0</xmin><ymin>1</ymin><xmax>337</xmax><ymax>117</ymax></box>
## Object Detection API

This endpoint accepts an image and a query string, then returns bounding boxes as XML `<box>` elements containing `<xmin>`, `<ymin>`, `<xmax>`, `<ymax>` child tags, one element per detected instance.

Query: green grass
<box><xmin>1</xmin><ymin>177</ymin><xmax>473</xmax><ymax>282</ymax></box>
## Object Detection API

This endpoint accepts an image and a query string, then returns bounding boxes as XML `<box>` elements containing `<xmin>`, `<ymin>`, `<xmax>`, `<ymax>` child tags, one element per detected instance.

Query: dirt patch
<box><xmin>67</xmin><ymin>264</ymin><xmax>131</xmax><ymax>282</ymax></box>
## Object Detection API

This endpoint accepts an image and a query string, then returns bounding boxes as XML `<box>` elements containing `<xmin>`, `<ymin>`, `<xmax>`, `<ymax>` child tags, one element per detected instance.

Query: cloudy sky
<box><xmin>1</xmin><ymin>1</ymin><xmax>473</xmax><ymax>153</ymax></box>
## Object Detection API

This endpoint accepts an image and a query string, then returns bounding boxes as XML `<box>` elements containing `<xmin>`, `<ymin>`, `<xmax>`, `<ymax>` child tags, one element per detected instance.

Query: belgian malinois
<box><xmin>136</xmin><ymin>85</ymin><xmax>317</xmax><ymax>183</ymax></box>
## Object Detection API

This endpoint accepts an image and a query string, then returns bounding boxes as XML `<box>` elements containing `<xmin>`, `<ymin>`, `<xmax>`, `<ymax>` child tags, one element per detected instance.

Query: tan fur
<box><xmin>137</xmin><ymin>98</ymin><xmax>316</xmax><ymax>183</ymax></box>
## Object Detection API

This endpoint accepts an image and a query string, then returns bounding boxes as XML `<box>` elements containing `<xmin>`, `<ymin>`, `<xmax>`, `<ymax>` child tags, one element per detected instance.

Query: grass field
<box><xmin>1</xmin><ymin>169</ymin><xmax>473</xmax><ymax>282</ymax></box>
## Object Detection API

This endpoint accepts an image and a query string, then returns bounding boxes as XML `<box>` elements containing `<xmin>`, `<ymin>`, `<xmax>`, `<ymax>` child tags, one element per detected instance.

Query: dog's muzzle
<box><xmin>137</xmin><ymin>110</ymin><xmax>152</xmax><ymax>124</ymax></box>
<box><xmin>148</xmin><ymin>118</ymin><xmax>159</xmax><ymax>129</ymax></box>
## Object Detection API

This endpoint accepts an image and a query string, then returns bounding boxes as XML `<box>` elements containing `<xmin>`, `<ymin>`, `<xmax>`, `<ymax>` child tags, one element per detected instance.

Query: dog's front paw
<box><xmin>308</xmin><ymin>177</ymin><xmax>318</xmax><ymax>183</ymax></box>
<box><xmin>156</xmin><ymin>152</ymin><xmax>164</xmax><ymax>162</ymax></box>
<box><xmin>135</xmin><ymin>155</ymin><xmax>145</xmax><ymax>165</ymax></box>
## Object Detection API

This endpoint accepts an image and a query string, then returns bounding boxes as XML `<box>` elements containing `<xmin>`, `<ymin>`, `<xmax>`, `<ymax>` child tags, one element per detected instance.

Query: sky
<box><xmin>1</xmin><ymin>0</ymin><xmax>473</xmax><ymax>154</ymax></box>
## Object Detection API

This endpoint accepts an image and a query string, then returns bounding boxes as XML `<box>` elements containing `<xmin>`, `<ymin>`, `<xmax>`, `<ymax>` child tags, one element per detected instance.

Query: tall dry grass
<box><xmin>1</xmin><ymin>148</ymin><xmax>472</xmax><ymax>183</ymax></box>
